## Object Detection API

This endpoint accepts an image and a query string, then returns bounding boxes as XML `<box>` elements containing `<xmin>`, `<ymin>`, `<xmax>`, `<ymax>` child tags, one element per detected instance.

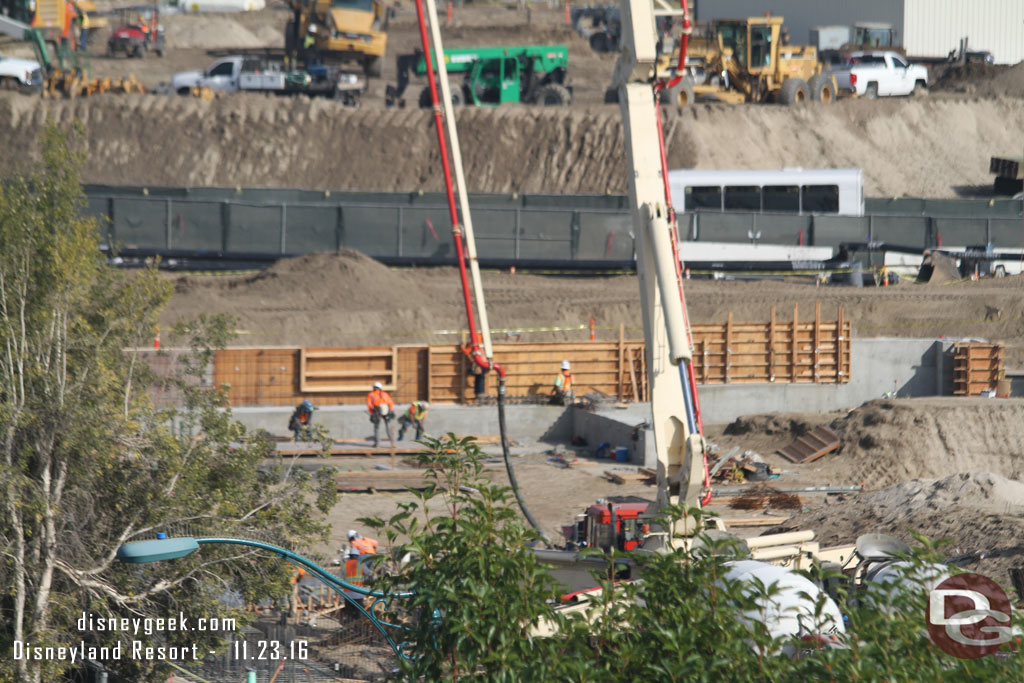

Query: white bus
<box><xmin>668</xmin><ymin>168</ymin><xmax>864</xmax><ymax>217</ymax></box>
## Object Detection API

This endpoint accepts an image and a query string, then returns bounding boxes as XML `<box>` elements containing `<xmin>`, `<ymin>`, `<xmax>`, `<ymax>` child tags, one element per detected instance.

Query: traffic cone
<box><xmin>564</xmin><ymin>1</ymin><xmax>570</xmax><ymax>25</ymax></box>
<box><xmin>154</xmin><ymin>326</ymin><xmax>161</xmax><ymax>349</ymax></box>
<box><xmin>446</xmin><ymin>0</ymin><xmax>452</xmax><ymax>22</ymax></box>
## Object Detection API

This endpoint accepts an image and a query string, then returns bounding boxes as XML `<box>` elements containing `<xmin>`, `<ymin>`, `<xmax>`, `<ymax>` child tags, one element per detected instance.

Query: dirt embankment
<box><xmin>159</xmin><ymin>251</ymin><xmax>1024</xmax><ymax>366</ymax></box>
<box><xmin>2</xmin><ymin>92</ymin><xmax>1023</xmax><ymax>197</ymax></box>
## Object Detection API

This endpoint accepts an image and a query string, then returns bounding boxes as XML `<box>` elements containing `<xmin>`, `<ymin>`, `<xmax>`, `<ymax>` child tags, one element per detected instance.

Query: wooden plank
<box><xmin>336</xmin><ymin>470</ymin><xmax>429</xmax><ymax>491</ymax></box>
<box><xmin>777</xmin><ymin>426</ymin><xmax>841</xmax><ymax>464</ymax></box>
<box><xmin>628</xmin><ymin>348</ymin><xmax>640</xmax><ymax>402</ymax></box>
<box><xmin>814</xmin><ymin>301</ymin><xmax>821</xmax><ymax>383</ymax></box>
<box><xmin>723</xmin><ymin>515</ymin><xmax>791</xmax><ymax>528</ymax></box>
<box><xmin>791</xmin><ymin>304</ymin><xmax>799</xmax><ymax>383</ymax></box>
<box><xmin>725</xmin><ymin>311</ymin><xmax>732</xmax><ymax>383</ymax></box>
<box><xmin>768</xmin><ymin>306</ymin><xmax>776</xmax><ymax>382</ymax></box>
<box><xmin>618</xmin><ymin>323</ymin><xmax>625</xmax><ymax>400</ymax></box>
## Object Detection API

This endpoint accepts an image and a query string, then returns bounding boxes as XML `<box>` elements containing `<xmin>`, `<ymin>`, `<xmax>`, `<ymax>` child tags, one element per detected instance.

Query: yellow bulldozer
<box><xmin>658</xmin><ymin>15</ymin><xmax>837</xmax><ymax>107</ymax></box>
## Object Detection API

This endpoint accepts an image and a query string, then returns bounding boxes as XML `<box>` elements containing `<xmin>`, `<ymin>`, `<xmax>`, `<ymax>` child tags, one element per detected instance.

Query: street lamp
<box><xmin>117</xmin><ymin>536</ymin><xmax>411</xmax><ymax>657</ymax></box>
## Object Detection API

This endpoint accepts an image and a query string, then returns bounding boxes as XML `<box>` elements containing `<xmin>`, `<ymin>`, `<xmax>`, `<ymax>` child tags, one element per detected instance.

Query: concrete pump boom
<box><xmin>610</xmin><ymin>0</ymin><xmax>709</xmax><ymax>532</ymax></box>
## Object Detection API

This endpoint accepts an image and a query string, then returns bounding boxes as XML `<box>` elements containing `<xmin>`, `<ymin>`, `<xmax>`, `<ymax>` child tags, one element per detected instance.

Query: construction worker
<box><xmin>398</xmin><ymin>400</ymin><xmax>429</xmax><ymax>441</ymax></box>
<box><xmin>76</xmin><ymin>4</ymin><xmax>91</xmax><ymax>50</ymax></box>
<box><xmin>302</xmin><ymin>24</ymin><xmax>318</xmax><ymax>65</ymax></box>
<box><xmin>344</xmin><ymin>546</ymin><xmax>364</xmax><ymax>588</ymax></box>
<box><xmin>366</xmin><ymin>382</ymin><xmax>395</xmax><ymax>447</ymax></box>
<box><xmin>348</xmin><ymin>529</ymin><xmax>379</xmax><ymax>556</ymax></box>
<box><xmin>552</xmin><ymin>360</ymin><xmax>574</xmax><ymax>405</ymax></box>
<box><xmin>288</xmin><ymin>399</ymin><xmax>315</xmax><ymax>441</ymax></box>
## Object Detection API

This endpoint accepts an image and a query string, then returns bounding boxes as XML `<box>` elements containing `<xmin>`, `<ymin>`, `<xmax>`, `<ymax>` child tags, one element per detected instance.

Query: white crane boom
<box><xmin>611</xmin><ymin>0</ymin><xmax>707</xmax><ymax>529</ymax></box>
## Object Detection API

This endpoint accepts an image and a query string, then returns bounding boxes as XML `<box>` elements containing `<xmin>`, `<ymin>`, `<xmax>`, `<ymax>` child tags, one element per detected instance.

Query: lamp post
<box><xmin>117</xmin><ymin>536</ymin><xmax>411</xmax><ymax>658</ymax></box>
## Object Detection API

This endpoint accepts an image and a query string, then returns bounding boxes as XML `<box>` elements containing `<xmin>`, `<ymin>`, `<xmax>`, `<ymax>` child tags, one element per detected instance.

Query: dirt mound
<box><xmin>790</xmin><ymin>472</ymin><xmax>1024</xmax><ymax>579</ymax></box>
<box><xmin>915</xmin><ymin>250</ymin><xmax>961</xmax><ymax>284</ymax></box>
<box><xmin>829</xmin><ymin>399</ymin><xmax>1024</xmax><ymax>489</ymax></box>
<box><xmin>163</xmin><ymin>15</ymin><xmax>266</xmax><ymax>50</ymax></box>
<box><xmin>933</xmin><ymin>61</ymin><xmax>1024</xmax><ymax>98</ymax></box>
<box><xmin>4</xmin><ymin>92</ymin><xmax>1024</xmax><ymax>197</ymax></box>
<box><xmin>724</xmin><ymin>414</ymin><xmax>811</xmax><ymax>439</ymax></box>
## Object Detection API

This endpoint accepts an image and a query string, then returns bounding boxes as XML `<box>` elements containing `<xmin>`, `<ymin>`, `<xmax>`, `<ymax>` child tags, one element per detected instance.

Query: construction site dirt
<box><xmin>4</xmin><ymin>2</ymin><xmax>1024</xmax><ymax>603</ymax></box>
<box><xmin>1</xmin><ymin>6</ymin><xmax>1024</xmax><ymax>196</ymax></box>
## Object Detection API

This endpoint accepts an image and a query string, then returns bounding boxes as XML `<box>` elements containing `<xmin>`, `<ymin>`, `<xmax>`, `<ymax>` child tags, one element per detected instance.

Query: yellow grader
<box><xmin>659</xmin><ymin>15</ymin><xmax>837</xmax><ymax>107</ymax></box>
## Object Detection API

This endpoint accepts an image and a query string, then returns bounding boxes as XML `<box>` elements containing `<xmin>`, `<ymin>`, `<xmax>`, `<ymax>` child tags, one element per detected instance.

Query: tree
<box><xmin>367</xmin><ymin>438</ymin><xmax>1024</xmax><ymax>681</ymax></box>
<box><xmin>0</xmin><ymin>122</ymin><xmax>336</xmax><ymax>682</ymax></box>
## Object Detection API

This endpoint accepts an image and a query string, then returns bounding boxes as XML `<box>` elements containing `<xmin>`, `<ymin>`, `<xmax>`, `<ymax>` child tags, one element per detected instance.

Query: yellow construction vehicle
<box><xmin>285</xmin><ymin>0</ymin><xmax>388</xmax><ymax>78</ymax></box>
<box><xmin>659</xmin><ymin>15</ymin><xmax>837</xmax><ymax>106</ymax></box>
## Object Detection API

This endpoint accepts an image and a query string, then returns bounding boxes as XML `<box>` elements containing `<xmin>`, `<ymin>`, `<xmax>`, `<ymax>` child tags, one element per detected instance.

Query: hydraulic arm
<box><xmin>610</xmin><ymin>0</ymin><xmax>710</xmax><ymax>531</ymax></box>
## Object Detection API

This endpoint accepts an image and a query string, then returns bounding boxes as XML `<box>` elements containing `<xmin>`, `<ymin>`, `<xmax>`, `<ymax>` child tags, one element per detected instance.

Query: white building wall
<box><xmin>902</xmin><ymin>0</ymin><xmax>1023</xmax><ymax>63</ymax></box>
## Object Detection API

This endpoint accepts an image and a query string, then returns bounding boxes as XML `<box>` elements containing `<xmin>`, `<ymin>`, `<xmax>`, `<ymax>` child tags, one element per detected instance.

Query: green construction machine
<box><xmin>386</xmin><ymin>44</ymin><xmax>571</xmax><ymax>108</ymax></box>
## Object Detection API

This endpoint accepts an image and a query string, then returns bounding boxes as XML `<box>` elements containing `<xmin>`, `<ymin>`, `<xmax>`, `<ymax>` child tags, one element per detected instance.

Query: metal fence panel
<box><xmin>285</xmin><ymin>205</ymin><xmax>339</xmax><ymax>253</ymax></box>
<box><xmin>694</xmin><ymin>212</ymin><xmax>753</xmax><ymax>242</ymax></box>
<box><xmin>468</xmin><ymin>208</ymin><xmax>517</xmax><ymax>259</ymax></box>
<box><xmin>227</xmin><ymin>204</ymin><xmax>284</xmax><ymax>254</ymax></box>
<box><xmin>933</xmin><ymin>217</ymin><xmax>988</xmax><ymax>247</ymax></box>
<box><xmin>169</xmin><ymin>201</ymin><xmax>225</xmax><ymax>251</ymax></box>
<box><xmin>813</xmin><ymin>216</ymin><xmax>869</xmax><ymax>247</ymax></box>
<box><xmin>340</xmin><ymin>205</ymin><xmax>397</xmax><ymax>256</ymax></box>
<box><xmin>869</xmin><ymin>216</ymin><xmax>928</xmax><ymax>247</ymax></box>
<box><xmin>751</xmin><ymin>214</ymin><xmax>812</xmax><ymax>245</ymax></box>
<box><xmin>111</xmin><ymin>197</ymin><xmax>167</xmax><ymax>249</ymax></box>
<box><xmin>398</xmin><ymin>206</ymin><xmax>457</xmax><ymax>258</ymax></box>
<box><xmin>989</xmin><ymin>219</ymin><xmax>1024</xmax><ymax>250</ymax></box>
<box><xmin>577</xmin><ymin>212</ymin><xmax>634</xmax><ymax>260</ymax></box>
<box><xmin>517</xmin><ymin>209</ymin><xmax>574</xmax><ymax>260</ymax></box>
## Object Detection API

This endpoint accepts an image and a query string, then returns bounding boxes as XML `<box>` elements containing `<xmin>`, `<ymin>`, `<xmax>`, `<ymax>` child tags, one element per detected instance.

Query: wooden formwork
<box><xmin>952</xmin><ymin>342</ymin><xmax>1004</xmax><ymax>396</ymax></box>
<box><xmin>200</xmin><ymin>304</ymin><xmax>851</xmax><ymax>407</ymax></box>
<box><xmin>691</xmin><ymin>304</ymin><xmax>850</xmax><ymax>384</ymax></box>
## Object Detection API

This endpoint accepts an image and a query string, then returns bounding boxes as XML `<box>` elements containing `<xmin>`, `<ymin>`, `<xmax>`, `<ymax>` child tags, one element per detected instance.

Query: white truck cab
<box><xmin>831</xmin><ymin>51</ymin><xmax>928</xmax><ymax>98</ymax></box>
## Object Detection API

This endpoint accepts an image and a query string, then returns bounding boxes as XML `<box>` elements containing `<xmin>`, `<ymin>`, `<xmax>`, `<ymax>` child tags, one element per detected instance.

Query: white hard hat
<box><xmin>308</xmin><ymin>23</ymin><xmax>317</xmax><ymax>33</ymax></box>
<box><xmin>561</xmin><ymin>360</ymin><xmax>571</xmax><ymax>370</ymax></box>
<box><xmin>348</xmin><ymin>529</ymin><xmax>358</xmax><ymax>540</ymax></box>
<box><xmin>373</xmin><ymin>382</ymin><xmax>383</xmax><ymax>390</ymax></box>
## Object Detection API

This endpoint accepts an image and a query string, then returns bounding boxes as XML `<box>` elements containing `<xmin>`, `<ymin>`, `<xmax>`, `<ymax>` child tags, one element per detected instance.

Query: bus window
<box><xmin>687</xmin><ymin>186</ymin><xmax>722</xmax><ymax>211</ymax></box>
<box><xmin>763</xmin><ymin>185</ymin><xmax>799</xmax><ymax>212</ymax></box>
<box><xmin>802</xmin><ymin>185</ymin><xmax>839</xmax><ymax>213</ymax></box>
<box><xmin>724</xmin><ymin>186</ymin><xmax>760</xmax><ymax>210</ymax></box>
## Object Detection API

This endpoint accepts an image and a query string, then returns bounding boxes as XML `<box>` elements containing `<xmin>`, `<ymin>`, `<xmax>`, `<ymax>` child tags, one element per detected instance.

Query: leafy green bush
<box><xmin>365</xmin><ymin>436</ymin><xmax>1024</xmax><ymax>681</ymax></box>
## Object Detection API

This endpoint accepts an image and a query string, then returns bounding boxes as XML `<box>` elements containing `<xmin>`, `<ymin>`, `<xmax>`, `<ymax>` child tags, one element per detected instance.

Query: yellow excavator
<box><xmin>284</xmin><ymin>0</ymin><xmax>388</xmax><ymax>77</ymax></box>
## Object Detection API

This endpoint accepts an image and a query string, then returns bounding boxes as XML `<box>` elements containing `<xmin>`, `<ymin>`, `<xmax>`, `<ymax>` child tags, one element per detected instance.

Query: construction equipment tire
<box><xmin>133</xmin><ymin>42</ymin><xmax>146</xmax><ymax>59</ymax></box>
<box><xmin>661</xmin><ymin>77</ymin><xmax>694</xmax><ymax>107</ymax></box>
<box><xmin>537</xmin><ymin>83</ymin><xmax>570</xmax><ymax>106</ymax></box>
<box><xmin>779</xmin><ymin>77</ymin><xmax>809</xmax><ymax>105</ymax></box>
<box><xmin>808</xmin><ymin>74</ymin><xmax>834</xmax><ymax>103</ymax></box>
<box><xmin>365</xmin><ymin>56</ymin><xmax>382</xmax><ymax>78</ymax></box>
<box><xmin>589</xmin><ymin>32</ymin><xmax>610</xmax><ymax>53</ymax></box>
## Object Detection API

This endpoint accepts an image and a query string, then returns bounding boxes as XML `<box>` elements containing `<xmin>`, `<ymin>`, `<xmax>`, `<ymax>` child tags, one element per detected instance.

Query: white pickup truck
<box><xmin>830</xmin><ymin>51</ymin><xmax>929</xmax><ymax>99</ymax></box>
<box><xmin>0</xmin><ymin>55</ymin><xmax>42</xmax><ymax>89</ymax></box>
<box><xmin>172</xmin><ymin>55</ymin><xmax>364</xmax><ymax>103</ymax></box>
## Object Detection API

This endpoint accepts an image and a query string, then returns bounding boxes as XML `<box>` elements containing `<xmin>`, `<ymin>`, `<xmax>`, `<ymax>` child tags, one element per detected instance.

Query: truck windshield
<box><xmin>718</xmin><ymin>24</ymin><xmax>747</xmax><ymax>68</ymax></box>
<box><xmin>854</xmin><ymin>27</ymin><xmax>893</xmax><ymax>47</ymax></box>
<box><xmin>331</xmin><ymin>0</ymin><xmax>374</xmax><ymax>11</ymax></box>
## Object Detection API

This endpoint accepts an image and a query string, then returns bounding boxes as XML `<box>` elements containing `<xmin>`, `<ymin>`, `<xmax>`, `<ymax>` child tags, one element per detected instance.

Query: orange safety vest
<box><xmin>366</xmin><ymin>389</ymin><xmax>394</xmax><ymax>414</ymax></box>
<box><xmin>345</xmin><ymin>558</ymin><xmax>363</xmax><ymax>586</ymax></box>
<box><xmin>351</xmin><ymin>537</ymin><xmax>378</xmax><ymax>555</ymax></box>
<box><xmin>555</xmin><ymin>369</ymin><xmax>573</xmax><ymax>392</ymax></box>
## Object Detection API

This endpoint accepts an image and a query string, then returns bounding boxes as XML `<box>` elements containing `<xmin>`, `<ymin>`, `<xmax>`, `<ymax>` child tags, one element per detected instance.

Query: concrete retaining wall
<box><xmin>229</xmin><ymin>403</ymin><xmax>572</xmax><ymax>444</ymax></box>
